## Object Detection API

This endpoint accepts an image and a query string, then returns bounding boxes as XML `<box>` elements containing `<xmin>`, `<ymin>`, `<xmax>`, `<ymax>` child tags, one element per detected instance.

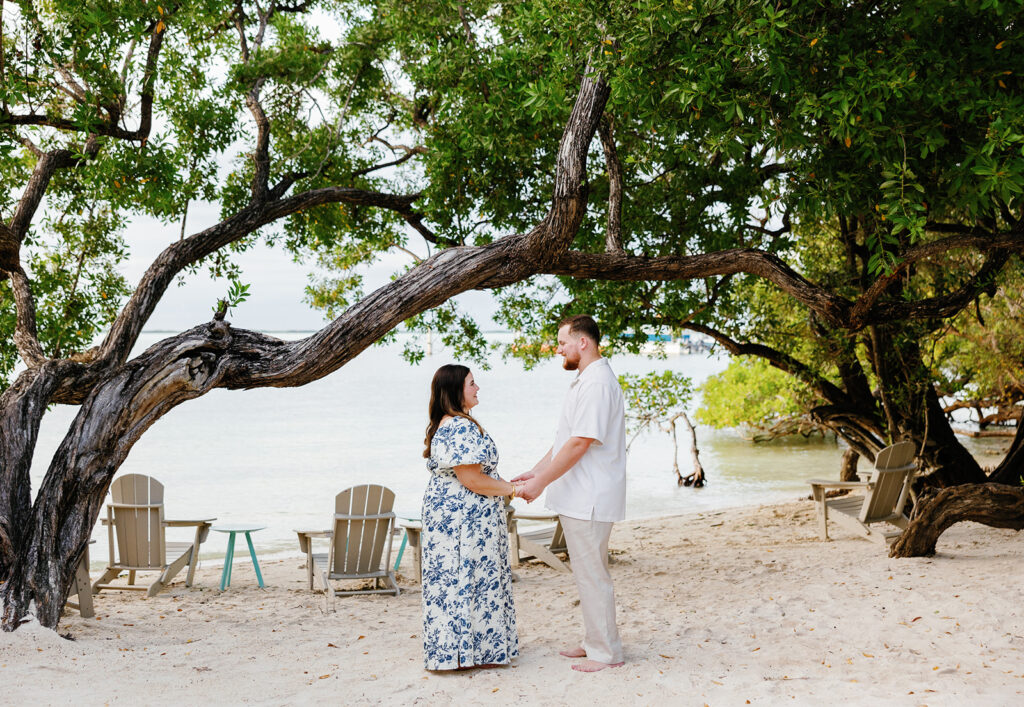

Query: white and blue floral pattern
<box><xmin>421</xmin><ymin>416</ymin><xmax>519</xmax><ymax>670</ymax></box>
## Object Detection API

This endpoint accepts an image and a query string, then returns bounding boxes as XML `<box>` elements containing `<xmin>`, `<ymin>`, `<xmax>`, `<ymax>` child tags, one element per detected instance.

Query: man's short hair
<box><xmin>558</xmin><ymin>314</ymin><xmax>601</xmax><ymax>345</ymax></box>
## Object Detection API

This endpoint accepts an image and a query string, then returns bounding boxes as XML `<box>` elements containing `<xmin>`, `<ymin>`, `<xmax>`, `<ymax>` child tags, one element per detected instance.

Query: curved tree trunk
<box><xmin>1</xmin><ymin>323</ymin><xmax>234</xmax><ymax>628</ymax></box>
<box><xmin>0</xmin><ymin>67</ymin><xmax>612</xmax><ymax>632</ymax></box>
<box><xmin>889</xmin><ymin>483</ymin><xmax>1024</xmax><ymax>557</ymax></box>
<box><xmin>915</xmin><ymin>387</ymin><xmax>988</xmax><ymax>487</ymax></box>
<box><xmin>0</xmin><ymin>362</ymin><xmax>76</xmax><ymax>581</ymax></box>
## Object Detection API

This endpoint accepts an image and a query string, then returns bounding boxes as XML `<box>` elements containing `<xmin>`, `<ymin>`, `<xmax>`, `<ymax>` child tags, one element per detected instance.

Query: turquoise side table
<box><xmin>393</xmin><ymin>515</ymin><xmax>421</xmax><ymax>574</ymax></box>
<box><xmin>214</xmin><ymin>524</ymin><xmax>266</xmax><ymax>590</ymax></box>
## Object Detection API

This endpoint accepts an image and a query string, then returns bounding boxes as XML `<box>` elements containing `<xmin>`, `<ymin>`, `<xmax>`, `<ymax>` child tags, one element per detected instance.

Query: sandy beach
<box><xmin>2</xmin><ymin>499</ymin><xmax>1022</xmax><ymax>706</ymax></box>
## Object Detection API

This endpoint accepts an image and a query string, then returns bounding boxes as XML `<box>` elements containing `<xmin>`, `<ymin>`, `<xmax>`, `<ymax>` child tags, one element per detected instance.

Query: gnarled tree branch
<box><xmin>537</xmin><ymin>248</ymin><xmax>854</xmax><ymax>327</ymax></box>
<box><xmin>92</xmin><ymin>62</ymin><xmax>609</xmax><ymax>385</ymax></box>
<box><xmin>598</xmin><ymin>114</ymin><xmax>623</xmax><ymax>252</ymax></box>
<box><xmin>682</xmin><ymin>321</ymin><xmax>852</xmax><ymax>407</ymax></box>
<box><xmin>535</xmin><ymin>231</ymin><xmax>1024</xmax><ymax>330</ymax></box>
<box><xmin>7</xmin><ymin>268</ymin><xmax>45</xmax><ymax>366</ymax></box>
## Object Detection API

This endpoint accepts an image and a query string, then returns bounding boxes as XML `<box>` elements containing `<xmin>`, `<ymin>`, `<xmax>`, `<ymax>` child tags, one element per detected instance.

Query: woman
<box><xmin>421</xmin><ymin>364</ymin><xmax>520</xmax><ymax>670</ymax></box>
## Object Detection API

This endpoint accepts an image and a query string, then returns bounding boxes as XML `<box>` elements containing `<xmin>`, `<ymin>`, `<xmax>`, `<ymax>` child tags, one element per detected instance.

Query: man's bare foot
<box><xmin>571</xmin><ymin>659</ymin><xmax>624</xmax><ymax>673</ymax></box>
<box><xmin>559</xmin><ymin>647</ymin><xmax>586</xmax><ymax>658</ymax></box>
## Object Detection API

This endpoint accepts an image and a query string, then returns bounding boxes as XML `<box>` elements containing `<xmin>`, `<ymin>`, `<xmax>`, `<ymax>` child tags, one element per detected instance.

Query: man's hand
<box><xmin>517</xmin><ymin>477</ymin><xmax>545</xmax><ymax>503</ymax></box>
<box><xmin>511</xmin><ymin>471</ymin><xmax>536</xmax><ymax>483</ymax></box>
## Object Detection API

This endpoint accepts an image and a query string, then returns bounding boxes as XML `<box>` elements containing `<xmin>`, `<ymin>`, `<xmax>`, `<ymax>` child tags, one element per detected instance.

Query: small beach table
<box><xmin>396</xmin><ymin>519</ymin><xmax>423</xmax><ymax>580</ymax></box>
<box><xmin>213</xmin><ymin>524</ymin><xmax>266</xmax><ymax>590</ymax></box>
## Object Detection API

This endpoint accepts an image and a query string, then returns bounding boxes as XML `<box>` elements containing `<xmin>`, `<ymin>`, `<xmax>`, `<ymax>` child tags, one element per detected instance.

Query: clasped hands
<box><xmin>510</xmin><ymin>471</ymin><xmax>543</xmax><ymax>503</ymax></box>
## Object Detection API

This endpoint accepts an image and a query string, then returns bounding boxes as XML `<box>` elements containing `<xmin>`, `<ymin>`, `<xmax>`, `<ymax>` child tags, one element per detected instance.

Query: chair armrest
<box><xmin>511</xmin><ymin>511</ymin><xmax>560</xmax><ymax>521</ymax></box>
<box><xmin>165</xmin><ymin>519</ymin><xmax>216</xmax><ymax>545</ymax></box>
<box><xmin>399</xmin><ymin>521</ymin><xmax>422</xmax><ymax>530</ymax></box>
<box><xmin>806</xmin><ymin>480</ymin><xmax>868</xmax><ymax>489</ymax></box>
<box><xmin>294</xmin><ymin>529</ymin><xmax>331</xmax><ymax>554</ymax></box>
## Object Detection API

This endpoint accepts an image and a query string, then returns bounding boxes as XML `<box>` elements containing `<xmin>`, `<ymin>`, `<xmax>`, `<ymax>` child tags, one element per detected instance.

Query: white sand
<box><xmin>2</xmin><ymin>500</ymin><xmax>1023</xmax><ymax>706</ymax></box>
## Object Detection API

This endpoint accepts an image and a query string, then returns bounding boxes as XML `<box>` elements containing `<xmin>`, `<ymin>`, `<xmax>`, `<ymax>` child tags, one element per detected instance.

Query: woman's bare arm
<box><xmin>454</xmin><ymin>464</ymin><xmax>515</xmax><ymax>497</ymax></box>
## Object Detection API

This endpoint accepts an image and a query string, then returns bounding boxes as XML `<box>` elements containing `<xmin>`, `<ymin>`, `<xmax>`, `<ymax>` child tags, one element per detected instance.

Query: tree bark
<box><xmin>839</xmin><ymin>448</ymin><xmax>860</xmax><ymax>482</ymax></box>
<box><xmin>889</xmin><ymin>484</ymin><xmax>1024</xmax><ymax>557</ymax></box>
<box><xmin>0</xmin><ymin>363</ymin><xmax>76</xmax><ymax>580</ymax></box>
<box><xmin>597</xmin><ymin>115</ymin><xmax>624</xmax><ymax>252</ymax></box>
<box><xmin>918</xmin><ymin>391</ymin><xmax>987</xmax><ymax>486</ymax></box>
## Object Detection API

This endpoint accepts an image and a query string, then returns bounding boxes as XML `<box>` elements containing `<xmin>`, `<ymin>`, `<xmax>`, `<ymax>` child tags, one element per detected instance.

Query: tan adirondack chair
<box><xmin>511</xmin><ymin>511</ymin><xmax>571</xmax><ymax>572</ymax></box>
<box><xmin>92</xmin><ymin>474</ymin><xmax>214</xmax><ymax>597</ymax></box>
<box><xmin>808</xmin><ymin>440</ymin><xmax>918</xmax><ymax>546</ymax></box>
<box><xmin>295</xmin><ymin>484</ymin><xmax>400</xmax><ymax>608</ymax></box>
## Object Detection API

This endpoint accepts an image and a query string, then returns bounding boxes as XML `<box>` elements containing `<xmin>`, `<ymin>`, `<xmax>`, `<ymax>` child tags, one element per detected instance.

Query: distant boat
<box><xmin>619</xmin><ymin>331</ymin><xmax>714</xmax><ymax>355</ymax></box>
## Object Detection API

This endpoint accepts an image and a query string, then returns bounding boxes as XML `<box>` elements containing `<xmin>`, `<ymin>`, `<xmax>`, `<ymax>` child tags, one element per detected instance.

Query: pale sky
<box><xmin>124</xmin><ymin>201</ymin><xmax>498</xmax><ymax>333</ymax></box>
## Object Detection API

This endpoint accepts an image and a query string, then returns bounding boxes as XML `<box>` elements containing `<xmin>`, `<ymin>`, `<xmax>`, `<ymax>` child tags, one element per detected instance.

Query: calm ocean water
<box><xmin>29</xmin><ymin>331</ymin><xmax>1004</xmax><ymax>569</ymax></box>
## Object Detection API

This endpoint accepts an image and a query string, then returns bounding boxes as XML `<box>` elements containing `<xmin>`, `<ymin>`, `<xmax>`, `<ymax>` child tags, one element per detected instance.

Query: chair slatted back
<box><xmin>330</xmin><ymin>484</ymin><xmax>395</xmax><ymax>576</ymax></box>
<box><xmin>875</xmin><ymin>440</ymin><xmax>916</xmax><ymax>470</ymax></box>
<box><xmin>861</xmin><ymin>441</ymin><xmax>917</xmax><ymax>522</ymax></box>
<box><xmin>109</xmin><ymin>474</ymin><xmax>166</xmax><ymax>569</ymax></box>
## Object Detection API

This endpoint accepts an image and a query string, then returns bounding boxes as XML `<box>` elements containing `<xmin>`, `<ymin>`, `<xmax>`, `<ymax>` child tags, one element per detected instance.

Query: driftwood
<box><xmin>889</xmin><ymin>483</ymin><xmax>1024</xmax><ymax>557</ymax></box>
<box><xmin>739</xmin><ymin>415</ymin><xmax>831</xmax><ymax>443</ymax></box>
<box><xmin>677</xmin><ymin>412</ymin><xmax>705</xmax><ymax>488</ymax></box>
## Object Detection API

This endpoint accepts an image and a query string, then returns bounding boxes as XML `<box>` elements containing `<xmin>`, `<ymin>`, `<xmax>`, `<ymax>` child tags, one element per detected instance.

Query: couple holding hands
<box><xmin>420</xmin><ymin>315</ymin><xmax>627</xmax><ymax>673</ymax></box>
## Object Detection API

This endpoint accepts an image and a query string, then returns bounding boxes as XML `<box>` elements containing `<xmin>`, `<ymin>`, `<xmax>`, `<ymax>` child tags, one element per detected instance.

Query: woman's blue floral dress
<box><xmin>421</xmin><ymin>416</ymin><xmax>519</xmax><ymax>670</ymax></box>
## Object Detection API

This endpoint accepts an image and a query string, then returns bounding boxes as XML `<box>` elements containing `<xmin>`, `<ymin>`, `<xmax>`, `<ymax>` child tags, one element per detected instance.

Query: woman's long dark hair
<box><xmin>423</xmin><ymin>364</ymin><xmax>483</xmax><ymax>458</ymax></box>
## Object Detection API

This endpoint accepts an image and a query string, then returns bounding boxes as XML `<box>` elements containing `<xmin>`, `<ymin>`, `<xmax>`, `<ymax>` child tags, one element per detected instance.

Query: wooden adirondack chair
<box><xmin>808</xmin><ymin>440</ymin><xmax>918</xmax><ymax>546</ymax></box>
<box><xmin>295</xmin><ymin>484</ymin><xmax>400</xmax><ymax>608</ymax></box>
<box><xmin>511</xmin><ymin>511</ymin><xmax>571</xmax><ymax>572</ymax></box>
<box><xmin>92</xmin><ymin>474</ymin><xmax>214</xmax><ymax>597</ymax></box>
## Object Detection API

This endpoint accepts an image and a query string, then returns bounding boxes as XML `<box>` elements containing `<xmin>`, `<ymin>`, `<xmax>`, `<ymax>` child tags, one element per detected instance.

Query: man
<box><xmin>514</xmin><ymin>314</ymin><xmax>626</xmax><ymax>673</ymax></box>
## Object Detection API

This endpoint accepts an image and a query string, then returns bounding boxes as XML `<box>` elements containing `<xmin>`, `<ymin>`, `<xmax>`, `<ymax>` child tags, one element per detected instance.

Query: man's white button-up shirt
<box><xmin>544</xmin><ymin>357</ymin><xmax>627</xmax><ymax>522</ymax></box>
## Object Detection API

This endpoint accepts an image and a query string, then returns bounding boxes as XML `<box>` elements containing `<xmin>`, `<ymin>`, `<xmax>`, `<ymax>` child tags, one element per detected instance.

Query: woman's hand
<box><xmin>511</xmin><ymin>471</ymin><xmax>535</xmax><ymax>483</ymax></box>
<box><xmin>455</xmin><ymin>464</ymin><xmax>519</xmax><ymax>497</ymax></box>
<box><xmin>516</xmin><ymin>477</ymin><xmax>543</xmax><ymax>503</ymax></box>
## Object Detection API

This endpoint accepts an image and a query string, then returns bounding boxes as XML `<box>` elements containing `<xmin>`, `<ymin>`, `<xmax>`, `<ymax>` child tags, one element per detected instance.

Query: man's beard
<box><xmin>562</xmin><ymin>356</ymin><xmax>579</xmax><ymax>371</ymax></box>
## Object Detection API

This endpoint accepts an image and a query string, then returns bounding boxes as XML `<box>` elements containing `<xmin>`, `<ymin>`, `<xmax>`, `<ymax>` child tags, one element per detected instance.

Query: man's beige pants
<box><xmin>559</xmin><ymin>515</ymin><xmax>624</xmax><ymax>665</ymax></box>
